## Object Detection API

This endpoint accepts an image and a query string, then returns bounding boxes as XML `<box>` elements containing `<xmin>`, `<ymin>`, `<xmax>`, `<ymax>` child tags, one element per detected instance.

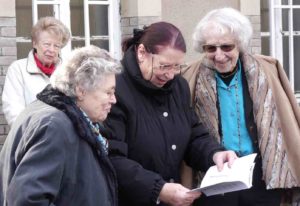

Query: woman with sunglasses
<box><xmin>104</xmin><ymin>21</ymin><xmax>237</xmax><ymax>206</ymax></box>
<box><xmin>183</xmin><ymin>7</ymin><xmax>300</xmax><ymax>206</ymax></box>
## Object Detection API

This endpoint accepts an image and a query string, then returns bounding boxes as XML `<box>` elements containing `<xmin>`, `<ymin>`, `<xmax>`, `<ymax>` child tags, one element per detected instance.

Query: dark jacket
<box><xmin>104</xmin><ymin>46</ymin><xmax>223</xmax><ymax>206</ymax></box>
<box><xmin>0</xmin><ymin>86</ymin><xmax>118</xmax><ymax>206</ymax></box>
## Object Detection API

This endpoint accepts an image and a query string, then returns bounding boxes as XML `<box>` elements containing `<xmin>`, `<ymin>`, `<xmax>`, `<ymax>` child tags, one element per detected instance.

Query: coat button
<box><xmin>163</xmin><ymin>112</ymin><xmax>168</xmax><ymax>117</ymax></box>
<box><xmin>171</xmin><ymin>144</ymin><xmax>176</xmax><ymax>150</ymax></box>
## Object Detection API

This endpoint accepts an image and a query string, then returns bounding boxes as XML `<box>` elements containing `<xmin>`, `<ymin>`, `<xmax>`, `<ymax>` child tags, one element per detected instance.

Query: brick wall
<box><xmin>0</xmin><ymin>17</ymin><xmax>17</xmax><ymax>149</ymax></box>
<box><xmin>121</xmin><ymin>16</ymin><xmax>161</xmax><ymax>40</ymax></box>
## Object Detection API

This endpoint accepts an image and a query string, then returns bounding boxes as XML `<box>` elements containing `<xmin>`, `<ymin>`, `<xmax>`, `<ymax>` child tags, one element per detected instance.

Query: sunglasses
<box><xmin>202</xmin><ymin>44</ymin><xmax>236</xmax><ymax>53</ymax></box>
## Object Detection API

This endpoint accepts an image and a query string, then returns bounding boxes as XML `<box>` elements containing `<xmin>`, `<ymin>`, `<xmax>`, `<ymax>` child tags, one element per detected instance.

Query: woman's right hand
<box><xmin>158</xmin><ymin>183</ymin><xmax>201</xmax><ymax>206</ymax></box>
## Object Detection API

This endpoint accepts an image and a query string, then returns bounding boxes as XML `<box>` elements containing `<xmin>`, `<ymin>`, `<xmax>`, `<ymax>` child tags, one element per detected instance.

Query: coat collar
<box><xmin>26</xmin><ymin>50</ymin><xmax>60</xmax><ymax>75</ymax></box>
<box><xmin>121</xmin><ymin>46</ymin><xmax>177</xmax><ymax>96</ymax></box>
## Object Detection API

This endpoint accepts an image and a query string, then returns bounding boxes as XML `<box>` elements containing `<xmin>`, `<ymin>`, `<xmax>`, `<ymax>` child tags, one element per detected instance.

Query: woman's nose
<box><xmin>164</xmin><ymin>70</ymin><xmax>176</xmax><ymax>80</ymax></box>
<box><xmin>110</xmin><ymin>94</ymin><xmax>117</xmax><ymax>104</ymax></box>
<box><xmin>214</xmin><ymin>48</ymin><xmax>226</xmax><ymax>60</ymax></box>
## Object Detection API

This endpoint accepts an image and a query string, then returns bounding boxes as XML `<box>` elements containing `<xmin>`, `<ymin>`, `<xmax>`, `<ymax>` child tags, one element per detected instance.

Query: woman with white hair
<box><xmin>183</xmin><ymin>7</ymin><xmax>300</xmax><ymax>206</ymax></box>
<box><xmin>0</xmin><ymin>45</ymin><xmax>122</xmax><ymax>206</ymax></box>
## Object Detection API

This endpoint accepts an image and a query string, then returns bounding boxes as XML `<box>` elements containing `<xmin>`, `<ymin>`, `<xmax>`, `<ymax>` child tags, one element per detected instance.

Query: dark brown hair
<box><xmin>122</xmin><ymin>21</ymin><xmax>186</xmax><ymax>54</ymax></box>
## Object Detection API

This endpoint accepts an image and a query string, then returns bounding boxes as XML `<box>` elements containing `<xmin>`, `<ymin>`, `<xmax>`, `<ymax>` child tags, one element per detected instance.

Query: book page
<box><xmin>190</xmin><ymin>153</ymin><xmax>257</xmax><ymax>196</ymax></box>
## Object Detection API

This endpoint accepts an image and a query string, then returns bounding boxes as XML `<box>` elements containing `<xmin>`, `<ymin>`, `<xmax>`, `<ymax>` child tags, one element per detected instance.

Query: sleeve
<box><xmin>2</xmin><ymin>61</ymin><xmax>27</xmax><ymax>126</ymax></box>
<box><xmin>105</xmin><ymin>98</ymin><xmax>166</xmax><ymax>205</ymax></box>
<box><xmin>6</xmin><ymin>117</ymin><xmax>67</xmax><ymax>206</ymax></box>
<box><xmin>181</xmin><ymin>79</ymin><xmax>224</xmax><ymax>172</ymax></box>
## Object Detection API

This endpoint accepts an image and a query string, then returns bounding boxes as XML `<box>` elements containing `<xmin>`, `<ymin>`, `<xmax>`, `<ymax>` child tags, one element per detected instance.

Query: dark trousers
<box><xmin>194</xmin><ymin>157</ymin><xmax>282</xmax><ymax>206</ymax></box>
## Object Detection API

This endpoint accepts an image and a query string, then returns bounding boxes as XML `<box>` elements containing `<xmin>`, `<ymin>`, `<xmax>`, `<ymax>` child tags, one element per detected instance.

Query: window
<box><xmin>16</xmin><ymin>0</ymin><xmax>121</xmax><ymax>60</ymax></box>
<box><xmin>261</xmin><ymin>0</ymin><xmax>300</xmax><ymax>101</ymax></box>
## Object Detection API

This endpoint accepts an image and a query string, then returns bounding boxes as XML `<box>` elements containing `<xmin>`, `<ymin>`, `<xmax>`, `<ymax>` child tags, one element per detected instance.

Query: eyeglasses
<box><xmin>41</xmin><ymin>42</ymin><xmax>62</xmax><ymax>51</ymax></box>
<box><xmin>152</xmin><ymin>55</ymin><xmax>187</xmax><ymax>73</ymax></box>
<box><xmin>157</xmin><ymin>63</ymin><xmax>187</xmax><ymax>72</ymax></box>
<box><xmin>202</xmin><ymin>44</ymin><xmax>235</xmax><ymax>53</ymax></box>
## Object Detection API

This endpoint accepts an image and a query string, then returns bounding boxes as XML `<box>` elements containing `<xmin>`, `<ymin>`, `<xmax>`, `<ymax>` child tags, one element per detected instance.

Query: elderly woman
<box><xmin>2</xmin><ymin>16</ymin><xmax>70</xmax><ymax>126</ymax></box>
<box><xmin>0</xmin><ymin>45</ymin><xmax>121</xmax><ymax>206</ymax></box>
<box><xmin>183</xmin><ymin>7</ymin><xmax>300</xmax><ymax>206</ymax></box>
<box><xmin>104</xmin><ymin>21</ymin><xmax>237</xmax><ymax>206</ymax></box>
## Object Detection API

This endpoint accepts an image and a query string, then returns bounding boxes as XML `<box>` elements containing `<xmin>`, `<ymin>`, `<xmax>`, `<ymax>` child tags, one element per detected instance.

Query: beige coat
<box><xmin>182</xmin><ymin>54</ymin><xmax>300</xmax><ymax>189</ymax></box>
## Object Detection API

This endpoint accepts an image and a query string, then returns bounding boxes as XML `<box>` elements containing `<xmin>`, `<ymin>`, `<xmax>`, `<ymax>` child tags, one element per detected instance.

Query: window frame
<box><xmin>267</xmin><ymin>0</ymin><xmax>300</xmax><ymax>103</ymax></box>
<box><xmin>19</xmin><ymin>0</ymin><xmax>121</xmax><ymax>59</ymax></box>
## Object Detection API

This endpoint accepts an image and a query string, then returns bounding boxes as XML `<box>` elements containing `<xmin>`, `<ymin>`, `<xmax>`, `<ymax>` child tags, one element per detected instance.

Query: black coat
<box><xmin>104</xmin><ymin>47</ymin><xmax>223</xmax><ymax>206</ymax></box>
<box><xmin>0</xmin><ymin>86</ymin><xmax>118</xmax><ymax>206</ymax></box>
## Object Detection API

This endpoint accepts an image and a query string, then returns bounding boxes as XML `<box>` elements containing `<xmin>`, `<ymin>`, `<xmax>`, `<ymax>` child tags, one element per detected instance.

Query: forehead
<box><xmin>97</xmin><ymin>74</ymin><xmax>116</xmax><ymax>90</ymax></box>
<box><xmin>203</xmin><ymin>24</ymin><xmax>236</xmax><ymax>45</ymax></box>
<box><xmin>204</xmin><ymin>32</ymin><xmax>236</xmax><ymax>45</ymax></box>
<box><xmin>155</xmin><ymin>47</ymin><xmax>185</xmax><ymax>64</ymax></box>
<box><xmin>37</xmin><ymin>30</ymin><xmax>62</xmax><ymax>43</ymax></box>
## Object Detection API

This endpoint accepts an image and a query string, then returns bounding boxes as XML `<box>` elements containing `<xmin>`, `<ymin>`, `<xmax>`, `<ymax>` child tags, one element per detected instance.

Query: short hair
<box><xmin>31</xmin><ymin>16</ymin><xmax>71</xmax><ymax>47</ymax></box>
<box><xmin>193</xmin><ymin>7</ymin><xmax>253</xmax><ymax>53</ymax></box>
<box><xmin>122</xmin><ymin>21</ymin><xmax>186</xmax><ymax>54</ymax></box>
<box><xmin>50</xmin><ymin>45</ymin><xmax>122</xmax><ymax>98</ymax></box>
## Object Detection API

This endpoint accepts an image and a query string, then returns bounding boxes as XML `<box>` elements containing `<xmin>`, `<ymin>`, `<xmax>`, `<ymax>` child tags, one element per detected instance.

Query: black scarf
<box><xmin>37</xmin><ymin>85</ymin><xmax>118</xmax><ymax>206</ymax></box>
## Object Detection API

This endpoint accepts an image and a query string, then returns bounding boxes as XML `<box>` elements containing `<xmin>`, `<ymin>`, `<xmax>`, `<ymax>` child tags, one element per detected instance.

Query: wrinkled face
<box><xmin>76</xmin><ymin>74</ymin><xmax>116</xmax><ymax>123</ymax></box>
<box><xmin>33</xmin><ymin>31</ymin><xmax>62</xmax><ymax>67</ymax></box>
<box><xmin>137</xmin><ymin>45</ymin><xmax>185</xmax><ymax>87</ymax></box>
<box><xmin>202</xmin><ymin>31</ymin><xmax>240</xmax><ymax>73</ymax></box>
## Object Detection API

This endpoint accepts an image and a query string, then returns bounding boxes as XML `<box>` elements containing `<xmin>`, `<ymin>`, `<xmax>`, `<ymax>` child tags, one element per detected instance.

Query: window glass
<box><xmin>70</xmin><ymin>1</ymin><xmax>109</xmax><ymax>50</ymax></box>
<box><xmin>282</xmin><ymin>36</ymin><xmax>290</xmax><ymax>77</ymax></box>
<box><xmin>295</xmin><ymin>36</ymin><xmax>300</xmax><ymax>93</ymax></box>
<box><xmin>294</xmin><ymin>9</ymin><xmax>300</xmax><ymax>30</ymax></box>
<box><xmin>70</xmin><ymin>0</ymin><xmax>84</xmax><ymax>37</ymax></box>
<box><xmin>261</xmin><ymin>36</ymin><xmax>270</xmax><ymax>56</ymax></box>
<box><xmin>260</xmin><ymin>0</ymin><xmax>270</xmax><ymax>32</ymax></box>
<box><xmin>16</xmin><ymin>0</ymin><xmax>32</xmax><ymax>58</ymax></box>
<box><xmin>89</xmin><ymin>5</ymin><xmax>108</xmax><ymax>36</ymax></box>
<box><xmin>294</xmin><ymin>0</ymin><xmax>300</xmax><ymax>5</ymax></box>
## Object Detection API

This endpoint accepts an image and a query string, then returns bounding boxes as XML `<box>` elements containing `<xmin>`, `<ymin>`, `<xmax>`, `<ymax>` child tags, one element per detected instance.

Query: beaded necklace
<box><xmin>218</xmin><ymin>60</ymin><xmax>242</xmax><ymax>156</ymax></box>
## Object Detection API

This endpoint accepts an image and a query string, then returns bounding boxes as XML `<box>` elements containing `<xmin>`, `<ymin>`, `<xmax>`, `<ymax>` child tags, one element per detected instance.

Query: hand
<box><xmin>158</xmin><ymin>183</ymin><xmax>201</xmax><ymax>206</ymax></box>
<box><xmin>212</xmin><ymin>150</ymin><xmax>238</xmax><ymax>171</ymax></box>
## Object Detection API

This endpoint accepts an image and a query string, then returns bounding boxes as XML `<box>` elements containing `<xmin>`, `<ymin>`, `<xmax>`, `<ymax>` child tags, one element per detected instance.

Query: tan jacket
<box><xmin>182</xmin><ymin>54</ymin><xmax>300</xmax><ymax>189</ymax></box>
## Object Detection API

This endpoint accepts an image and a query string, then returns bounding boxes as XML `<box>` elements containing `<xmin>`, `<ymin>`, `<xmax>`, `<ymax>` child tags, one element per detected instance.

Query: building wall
<box><xmin>161</xmin><ymin>0</ymin><xmax>261</xmax><ymax>62</ymax></box>
<box><xmin>0</xmin><ymin>0</ymin><xmax>262</xmax><ymax>147</ymax></box>
<box><xmin>120</xmin><ymin>0</ymin><xmax>161</xmax><ymax>40</ymax></box>
<box><xmin>0</xmin><ymin>0</ymin><xmax>16</xmax><ymax>148</ymax></box>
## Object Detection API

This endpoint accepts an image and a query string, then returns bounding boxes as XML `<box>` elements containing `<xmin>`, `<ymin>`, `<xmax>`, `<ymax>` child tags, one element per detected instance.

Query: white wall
<box><xmin>161</xmin><ymin>0</ymin><xmax>239</xmax><ymax>62</ymax></box>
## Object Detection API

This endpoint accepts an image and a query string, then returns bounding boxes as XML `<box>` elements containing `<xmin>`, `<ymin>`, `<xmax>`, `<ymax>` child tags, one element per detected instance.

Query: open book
<box><xmin>189</xmin><ymin>153</ymin><xmax>257</xmax><ymax>196</ymax></box>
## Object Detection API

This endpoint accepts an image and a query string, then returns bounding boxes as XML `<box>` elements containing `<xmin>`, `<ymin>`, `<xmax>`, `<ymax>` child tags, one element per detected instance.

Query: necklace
<box><xmin>220</xmin><ymin>70</ymin><xmax>242</xmax><ymax>156</ymax></box>
<box><xmin>233</xmin><ymin>74</ymin><xmax>242</xmax><ymax>156</ymax></box>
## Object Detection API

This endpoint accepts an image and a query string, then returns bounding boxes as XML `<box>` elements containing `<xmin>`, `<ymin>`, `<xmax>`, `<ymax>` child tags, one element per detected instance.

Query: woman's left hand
<box><xmin>212</xmin><ymin>150</ymin><xmax>238</xmax><ymax>171</ymax></box>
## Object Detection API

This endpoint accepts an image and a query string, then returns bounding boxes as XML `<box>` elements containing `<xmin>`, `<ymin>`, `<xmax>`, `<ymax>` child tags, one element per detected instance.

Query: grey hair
<box><xmin>50</xmin><ymin>45</ymin><xmax>122</xmax><ymax>98</ymax></box>
<box><xmin>193</xmin><ymin>7</ymin><xmax>253</xmax><ymax>53</ymax></box>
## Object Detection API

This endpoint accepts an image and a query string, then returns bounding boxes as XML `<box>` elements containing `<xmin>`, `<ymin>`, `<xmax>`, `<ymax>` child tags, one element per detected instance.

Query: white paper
<box><xmin>189</xmin><ymin>153</ymin><xmax>257</xmax><ymax>196</ymax></box>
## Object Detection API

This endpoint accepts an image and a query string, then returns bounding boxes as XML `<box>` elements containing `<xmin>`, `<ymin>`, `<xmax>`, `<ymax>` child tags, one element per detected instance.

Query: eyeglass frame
<box><xmin>202</xmin><ymin>44</ymin><xmax>236</xmax><ymax>53</ymax></box>
<box><xmin>151</xmin><ymin>54</ymin><xmax>187</xmax><ymax>73</ymax></box>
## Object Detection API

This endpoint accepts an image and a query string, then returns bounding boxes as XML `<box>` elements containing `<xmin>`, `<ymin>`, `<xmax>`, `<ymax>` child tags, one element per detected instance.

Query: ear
<box><xmin>136</xmin><ymin>44</ymin><xmax>147</xmax><ymax>63</ymax></box>
<box><xmin>75</xmin><ymin>86</ymin><xmax>85</xmax><ymax>101</ymax></box>
<box><xmin>32</xmin><ymin>41</ymin><xmax>37</xmax><ymax>49</ymax></box>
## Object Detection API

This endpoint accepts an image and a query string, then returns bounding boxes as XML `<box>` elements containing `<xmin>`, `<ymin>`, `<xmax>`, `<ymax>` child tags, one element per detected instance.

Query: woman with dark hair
<box><xmin>104</xmin><ymin>21</ymin><xmax>237</xmax><ymax>206</ymax></box>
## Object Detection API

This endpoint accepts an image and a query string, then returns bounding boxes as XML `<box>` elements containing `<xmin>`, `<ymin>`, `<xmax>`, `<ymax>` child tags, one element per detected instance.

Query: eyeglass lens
<box><xmin>202</xmin><ymin>44</ymin><xmax>235</xmax><ymax>53</ymax></box>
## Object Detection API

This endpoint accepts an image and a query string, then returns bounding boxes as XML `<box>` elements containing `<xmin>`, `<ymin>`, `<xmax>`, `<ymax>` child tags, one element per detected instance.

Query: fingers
<box><xmin>227</xmin><ymin>151</ymin><xmax>238</xmax><ymax>168</ymax></box>
<box><xmin>159</xmin><ymin>183</ymin><xmax>201</xmax><ymax>206</ymax></box>
<box><xmin>213</xmin><ymin>150</ymin><xmax>238</xmax><ymax>171</ymax></box>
